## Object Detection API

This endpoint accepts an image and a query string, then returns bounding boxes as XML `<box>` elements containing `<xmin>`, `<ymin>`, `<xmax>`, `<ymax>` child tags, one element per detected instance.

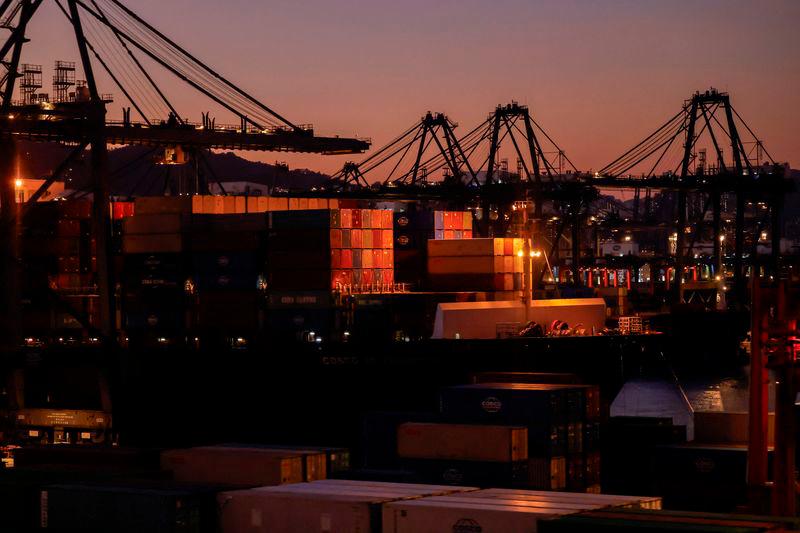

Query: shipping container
<box><xmin>440</xmin><ymin>384</ymin><xmax>570</xmax><ymax>456</ymax></box>
<box><xmin>397</xmin><ymin>422</ymin><xmax>528</xmax><ymax>462</ymax></box>
<box><xmin>218</xmin><ymin>480</ymin><xmax>476</xmax><ymax>533</ymax></box>
<box><xmin>42</xmin><ymin>481</ymin><xmax>221</xmax><ymax>533</ymax></box>
<box><xmin>160</xmin><ymin>446</ymin><xmax>304</xmax><ymax>487</ymax></box>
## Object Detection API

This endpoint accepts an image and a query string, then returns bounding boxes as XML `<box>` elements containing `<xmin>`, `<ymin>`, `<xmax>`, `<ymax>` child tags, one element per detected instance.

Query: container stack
<box><xmin>266</xmin><ymin>208</ymin><xmax>395</xmax><ymax>292</ymax></box>
<box><xmin>121</xmin><ymin>197</ymin><xmax>271</xmax><ymax>338</ymax></box>
<box><xmin>427</xmin><ymin>238</ymin><xmax>525</xmax><ymax>296</ymax></box>
<box><xmin>121</xmin><ymin>199</ymin><xmax>193</xmax><ymax>337</ymax></box>
<box><xmin>190</xmin><ymin>214</ymin><xmax>266</xmax><ymax>335</ymax></box>
<box><xmin>393</xmin><ymin>208</ymin><xmax>474</xmax><ymax>286</ymax></box>
<box><xmin>435</xmin><ymin>383</ymin><xmax>600</xmax><ymax>491</ymax></box>
<box><xmin>19</xmin><ymin>200</ymin><xmax>100</xmax><ymax>335</ymax></box>
<box><xmin>356</xmin><ymin>374</ymin><xmax>603</xmax><ymax>492</ymax></box>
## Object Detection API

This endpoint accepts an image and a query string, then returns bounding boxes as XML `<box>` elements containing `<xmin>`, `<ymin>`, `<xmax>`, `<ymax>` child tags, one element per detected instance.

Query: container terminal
<box><xmin>0</xmin><ymin>1</ymin><xmax>798</xmax><ymax>531</ymax></box>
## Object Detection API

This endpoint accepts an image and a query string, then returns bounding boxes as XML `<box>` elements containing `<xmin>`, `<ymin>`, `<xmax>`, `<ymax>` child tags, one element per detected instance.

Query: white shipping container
<box><xmin>218</xmin><ymin>480</ymin><xmax>476</xmax><ymax>533</ymax></box>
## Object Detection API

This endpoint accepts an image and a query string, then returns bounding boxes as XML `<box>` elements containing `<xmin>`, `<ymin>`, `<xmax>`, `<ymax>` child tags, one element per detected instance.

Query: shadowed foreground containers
<box><xmin>41</xmin><ymin>482</ymin><xmax>222</xmax><ymax>533</ymax></box>
<box><xmin>537</xmin><ymin>507</ymin><xmax>800</xmax><ymax>532</ymax></box>
<box><xmin>217</xmin><ymin>479</ymin><xmax>478</xmax><ymax>533</ymax></box>
<box><xmin>382</xmin><ymin>488</ymin><xmax>662</xmax><ymax>533</ymax></box>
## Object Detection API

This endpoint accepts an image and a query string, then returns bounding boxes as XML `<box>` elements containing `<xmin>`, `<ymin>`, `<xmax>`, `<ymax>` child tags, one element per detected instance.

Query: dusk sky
<box><xmin>20</xmin><ymin>0</ymin><xmax>800</xmax><ymax>176</ymax></box>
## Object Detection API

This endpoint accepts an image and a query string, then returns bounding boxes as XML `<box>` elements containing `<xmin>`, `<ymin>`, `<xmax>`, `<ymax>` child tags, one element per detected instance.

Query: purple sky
<box><xmin>19</xmin><ymin>0</ymin><xmax>800</xmax><ymax>177</ymax></box>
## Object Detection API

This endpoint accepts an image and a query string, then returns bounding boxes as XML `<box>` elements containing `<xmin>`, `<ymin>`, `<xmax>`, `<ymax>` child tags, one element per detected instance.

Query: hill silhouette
<box><xmin>16</xmin><ymin>141</ymin><xmax>330</xmax><ymax>196</ymax></box>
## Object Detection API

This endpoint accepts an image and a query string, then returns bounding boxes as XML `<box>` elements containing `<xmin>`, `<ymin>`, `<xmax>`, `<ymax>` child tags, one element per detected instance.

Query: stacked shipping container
<box><xmin>20</xmin><ymin>200</ymin><xmax>100</xmax><ymax>333</ymax></box>
<box><xmin>121</xmin><ymin>197</ymin><xmax>270</xmax><ymax>336</ymax></box>
<box><xmin>267</xmin><ymin>208</ymin><xmax>395</xmax><ymax>291</ymax></box>
<box><xmin>393</xmin><ymin>209</ymin><xmax>473</xmax><ymax>286</ymax></box>
<box><xmin>427</xmin><ymin>238</ymin><xmax>525</xmax><ymax>293</ymax></box>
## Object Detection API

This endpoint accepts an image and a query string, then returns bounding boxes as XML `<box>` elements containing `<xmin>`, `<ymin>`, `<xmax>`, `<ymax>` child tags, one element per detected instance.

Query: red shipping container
<box><xmin>372</xmin><ymin>249</ymin><xmax>383</xmax><ymax>269</ymax></box>
<box><xmin>341</xmin><ymin>229</ymin><xmax>351</xmax><ymax>248</ymax></box>
<box><xmin>351</xmin><ymin>209</ymin><xmax>363</xmax><ymax>228</ymax></box>
<box><xmin>381</xmin><ymin>210</ymin><xmax>393</xmax><ymax>229</ymax></box>
<box><xmin>330</xmin><ymin>229</ymin><xmax>343</xmax><ymax>248</ymax></box>
<box><xmin>361</xmin><ymin>209</ymin><xmax>371</xmax><ymax>229</ymax></box>
<box><xmin>362</xmin><ymin>269</ymin><xmax>374</xmax><ymax>285</ymax></box>
<box><xmin>111</xmin><ymin>203</ymin><xmax>124</xmax><ymax>220</ymax></box>
<box><xmin>384</xmin><ymin>269</ymin><xmax>394</xmax><ymax>284</ymax></box>
<box><xmin>362</xmin><ymin>230</ymin><xmax>373</xmax><ymax>249</ymax></box>
<box><xmin>372</xmin><ymin>229</ymin><xmax>383</xmax><ymax>248</ymax></box>
<box><xmin>444</xmin><ymin>230</ymin><xmax>455</xmax><ymax>240</ymax></box>
<box><xmin>464</xmin><ymin>230</ymin><xmax>473</xmax><ymax>239</ymax></box>
<box><xmin>384</xmin><ymin>249</ymin><xmax>393</xmax><ymax>268</ymax></box>
<box><xmin>494</xmin><ymin>273</ymin><xmax>505</xmax><ymax>291</ymax></box>
<box><xmin>341</xmin><ymin>249</ymin><xmax>353</xmax><ymax>269</ymax></box>
<box><xmin>351</xmin><ymin>229</ymin><xmax>363</xmax><ymax>248</ymax></box>
<box><xmin>331</xmin><ymin>269</ymin><xmax>352</xmax><ymax>288</ymax></box>
<box><xmin>503</xmin><ymin>238</ymin><xmax>513</xmax><ymax>256</ymax></box>
<box><xmin>340</xmin><ymin>209</ymin><xmax>353</xmax><ymax>228</ymax></box>
<box><xmin>331</xmin><ymin>249</ymin><xmax>342</xmax><ymax>269</ymax></box>
<box><xmin>352</xmin><ymin>269</ymin><xmax>363</xmax><ymax>285</ymax></box>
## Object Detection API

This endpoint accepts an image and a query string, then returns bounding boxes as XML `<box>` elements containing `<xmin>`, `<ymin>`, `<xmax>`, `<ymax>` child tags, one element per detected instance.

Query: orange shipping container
<box><xmin>234</xmin><ymin>196</ymin><xmax>246</xmax><ymax>214</ymax></box>
<box><xmin>330</xmin><ymin>229</ymin><xmax>343</xmax><ymax>249</ymax></box>
<box><xmin>331</xmin><ymin>249</ymin><xmax>342</xmax><ymax>269</ymax></box>
<box><xmin>444</xmin><ymin>230</ymin><xmax>455</xmax><ymax>240</ymax></box>
<box><xmin>398</xmin><ymin>422</ymin><xmax>528</xmax><ymax>462</ymax></box>
<box><xmin>462</xmin><ymin>211</ymin><xmax>472</xmax><ymax>230</ymax></box>
<box><xmin>269</xmin><ymin>197</ymin><xmax>289</xmax><ymax>211</ymax></box>
<box><xmin>340</xmin><ymin>209</ymin><xmax>352</xmax><ymax>228</ymax></box>
<box><xmin>161</xmin><ymin>446</ymin><xmax>304</xmax><ymax>487</ymax></box>
<box><xmin>363</xmin><ymin>230</ymin><xmax>373</xmax><ymax>249</ymax></box>
<box><xmin>362</xmin><ymin>250</ymin><xmax>374</xmax><ymax>268</ymax></box>
<box><xmin>381</xmin><ymin>209</ymin><xmax>393</xmax><ymax>229</ymax></box>
<box><xmin>382</xmin><ymin>230</ymin><xmax>393</xmax><ymax>249</ymax></box>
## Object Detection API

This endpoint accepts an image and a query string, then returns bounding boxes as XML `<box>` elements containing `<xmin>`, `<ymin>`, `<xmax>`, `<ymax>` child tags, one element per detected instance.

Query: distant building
<box><xmin>13</xmin><ymin>178</ymin><xmax>65</xmax><ymax>202</ymax></box>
